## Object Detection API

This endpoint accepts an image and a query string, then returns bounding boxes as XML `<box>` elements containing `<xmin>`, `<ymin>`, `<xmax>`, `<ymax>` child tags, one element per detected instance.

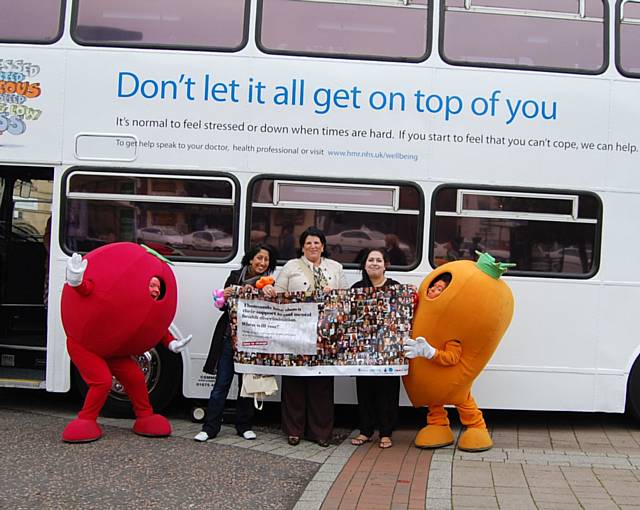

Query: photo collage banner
<box><xmin>229</xmin><ymin>284</ymin><xmax>416</xmax><ymax>376</ymax></box>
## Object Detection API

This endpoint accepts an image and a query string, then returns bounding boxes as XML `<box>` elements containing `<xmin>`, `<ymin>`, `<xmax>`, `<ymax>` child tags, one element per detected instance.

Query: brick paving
<box><xmin>317</xmin><ymin>430</ymin><xmax>432</xmax><ymax>510</ymax></box>
<box><xmin>442</xmin><ymin>414</ymin><xmax>640</xmax><ymax>510</ymax></box>
<box><xmin>291</xmin><ymin>413</ymin><xmax>640</xmax><ymax>510</ymax></box>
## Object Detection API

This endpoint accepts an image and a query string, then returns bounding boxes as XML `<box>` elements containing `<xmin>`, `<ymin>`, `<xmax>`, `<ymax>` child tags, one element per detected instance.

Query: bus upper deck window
<box><xmin>72</xmin><ymin>0</ymin><xmax>249</xmax><ymax>51</ymax></box>
<box><xmin>618</xmin><ymin>1</ymin><xmax>640</xmax><ymax>77</ymax></box>
<box><xmin>0</xmin><ymin>0</ymin><xmax>65</xmax><ymax>44</ymax></box>
<box><xmin>257</xmin><ymin>0</ymin><xmax>431</xmax><ymax>62</ymax></box>
<box><xmin>441</xmin><ymin>0</ymin><xmax>606</xmax><ymax>74</ymax></box>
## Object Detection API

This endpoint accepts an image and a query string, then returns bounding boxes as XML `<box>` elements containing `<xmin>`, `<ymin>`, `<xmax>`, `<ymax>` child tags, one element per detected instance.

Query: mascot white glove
<box><xmin>66</xmin><ymin>253</ymin><xmax>87</xmax><ymax>287</ymax></box>
<box><xmin>168</xmin><ymin>334</ymin><xmax>192</xmax><ymax>353</ymax></box>
<box><xmin>403</xmin><ymin>336</ymin><xmax>436</xmax><ymax>359</ymax></box>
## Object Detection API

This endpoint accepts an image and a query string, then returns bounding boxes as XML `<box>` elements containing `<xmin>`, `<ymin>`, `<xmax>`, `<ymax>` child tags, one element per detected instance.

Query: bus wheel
<box><xmin>72</xmin><ymin>345</ymin><xmax>181</xmax><ymax>418</ymax></box>
<box><xmin>626</xmin><ymin>355</ymin><xmax>640</xmax><ymax>422</ymax></box>
<box><xmin>190</xmin><ymin>405</ymin><xmax>206</xmax><ymax>423</ymax></box>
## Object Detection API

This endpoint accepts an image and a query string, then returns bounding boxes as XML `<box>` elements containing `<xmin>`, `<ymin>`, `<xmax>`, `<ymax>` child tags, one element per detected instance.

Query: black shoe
<box><xmin>288</xmin><ymin>436</ymin><xmax>300</xmax><ymax>446</ymax></box>
<box><xmin>317</xmin><ymin>439</ymin><xmax>330</xmax><ymax>447</ymax></box>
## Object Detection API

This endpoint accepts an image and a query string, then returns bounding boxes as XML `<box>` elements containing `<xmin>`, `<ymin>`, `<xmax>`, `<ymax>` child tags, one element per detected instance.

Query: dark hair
<box><xmin>241</xmin><ymin>243</ymin><xmax>278</xmax><ymax>274</ymax></box>
<box><xmin>429</xmin><ymin>272</ymin><xmax>452</xmax><ymax>288</ymax></box>
<box><xmin>297</xmin><ymin>226</ymin><xmax>329</xmax><ymax>258</ymax></box>
<box><xmin>358</xmin><ymin>248</ymin><xmax>390</xmax><ymax>285</ymax></box>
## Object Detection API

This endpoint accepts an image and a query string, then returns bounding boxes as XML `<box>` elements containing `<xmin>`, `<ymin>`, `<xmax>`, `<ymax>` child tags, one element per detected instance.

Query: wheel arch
<box><xmin>624</xmin><ymin>344</ymin><xmax>640</xmax><ymax>420</ymax></box>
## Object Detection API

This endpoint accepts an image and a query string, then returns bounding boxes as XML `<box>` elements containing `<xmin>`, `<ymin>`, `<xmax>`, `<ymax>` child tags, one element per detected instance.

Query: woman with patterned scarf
<box><xmin>268</xmin><ymin>226</ymin><xmax>347</xmax><ymax>447</ymax></box>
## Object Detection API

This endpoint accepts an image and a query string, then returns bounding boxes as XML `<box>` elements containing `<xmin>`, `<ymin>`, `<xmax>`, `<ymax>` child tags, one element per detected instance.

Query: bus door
<box><xmin>0</xmin><ymin>166</ymin><xmax>53</xmax><ymax>388</ymax></box>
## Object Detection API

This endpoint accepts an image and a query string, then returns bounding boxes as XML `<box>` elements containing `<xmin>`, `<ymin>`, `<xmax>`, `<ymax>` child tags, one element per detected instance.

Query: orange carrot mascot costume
<box><xmin>403</xmin><ymin>252</ymin><xmax>514</xmax><ymax>452</ymax></box>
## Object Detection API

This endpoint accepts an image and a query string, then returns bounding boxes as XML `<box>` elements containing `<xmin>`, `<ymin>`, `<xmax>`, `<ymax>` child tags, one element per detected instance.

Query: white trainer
<box><xmin>194</xmin><ymin>431</ymin><xmax>210</xmax><ymax>442</ymax></box>
<box><xmin>242</xmin><ymin>430</ymin><xmax>257</xmax><ymax>440</ymax></box>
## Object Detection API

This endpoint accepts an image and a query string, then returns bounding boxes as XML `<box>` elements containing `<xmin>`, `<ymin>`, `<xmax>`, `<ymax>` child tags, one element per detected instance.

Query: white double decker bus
<box><xmin>2</xmin><ymin>0</ymin><xmax>640</xmax><ymax>419</ymax></box>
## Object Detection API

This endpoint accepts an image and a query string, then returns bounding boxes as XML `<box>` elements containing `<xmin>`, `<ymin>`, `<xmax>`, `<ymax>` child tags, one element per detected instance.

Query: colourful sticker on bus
<box><xmin>0</xmin><ymin>59</ymin><xmax>43</xmax><ymax>136</ymax></box>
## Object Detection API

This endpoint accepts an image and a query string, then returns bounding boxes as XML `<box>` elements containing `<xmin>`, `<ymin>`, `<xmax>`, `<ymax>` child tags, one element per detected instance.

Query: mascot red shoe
<box><xmin>61</xmin><ymin>242</ymin><xmax>191</xmax><ymax>443</ymax></box>
<box><xmin>403</xmin><ymin>252</ymin><xmax>514</xmax><ymax>452</ymax></box>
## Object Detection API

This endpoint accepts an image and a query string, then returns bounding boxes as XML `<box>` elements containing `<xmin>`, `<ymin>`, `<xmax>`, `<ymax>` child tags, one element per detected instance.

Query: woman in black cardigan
<box><xmin>351</xmin><ymin>248</ymin><xmax>401</xmax><ymax>449</ymax></box>
<box><xmin>195</xmin><ymin>243</ymin><xmax>277</xmax><ymax>442</ymax></box>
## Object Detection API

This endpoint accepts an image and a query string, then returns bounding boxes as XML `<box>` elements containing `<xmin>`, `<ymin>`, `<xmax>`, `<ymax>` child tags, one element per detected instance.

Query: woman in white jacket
<box><xmin>271</xmin><ymin>226</ymin><xmax>347</xmax><ymax>446</ymax></box>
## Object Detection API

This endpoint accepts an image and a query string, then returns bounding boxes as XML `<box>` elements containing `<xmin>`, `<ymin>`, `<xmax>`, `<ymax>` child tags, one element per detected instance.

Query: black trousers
<box><xmin>355</xmin><ymin>376</ymin><xmax>400</xmax><ymax>438</ymax></box>
<box><xmin>281</xmin><ymin>375</ymin><xmax>334</xmax><ymax>441</ymax></box>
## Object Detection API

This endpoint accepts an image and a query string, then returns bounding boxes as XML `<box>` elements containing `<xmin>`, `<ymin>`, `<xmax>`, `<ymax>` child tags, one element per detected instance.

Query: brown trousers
<box><xmin>281</xmin><ymin>375</ymin><xmax>334</xmax><ymax>441</ymax></box>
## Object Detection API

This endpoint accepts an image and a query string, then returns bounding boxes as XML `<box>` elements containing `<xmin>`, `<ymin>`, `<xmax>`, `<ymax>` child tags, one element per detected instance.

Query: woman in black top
<box><xmin>195</xmin><ymin>243</ymin><xmax>278</xmax><ymax>442</ymax></box>
<box><xmin>351</xmin><ymin>247</ymin><xmax>401</xmax><ymax>449</ymax></box>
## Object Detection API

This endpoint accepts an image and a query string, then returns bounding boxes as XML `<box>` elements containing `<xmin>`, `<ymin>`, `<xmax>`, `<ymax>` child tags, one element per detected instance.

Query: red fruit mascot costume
<box><xmin>403</xmin><ymin>252</ymin><xmax>514</xmax><ymax>452</ymax></box>
<box><xmin>61</xmin><ymin>242</ymin><xmax>191</xmax><ymax>443</ymax></box>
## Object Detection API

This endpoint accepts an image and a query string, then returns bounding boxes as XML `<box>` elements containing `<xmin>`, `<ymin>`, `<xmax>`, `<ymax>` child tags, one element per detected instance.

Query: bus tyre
<box><xmin>190</xmin><ymin>405</ymin><xmax>206</xmax><ymax>423</ymax></box>
<box><xmin>626</xmin><ymin>355</ymin><xmax>640</xmax><ymax>422</ymax></box>
<box><xmin>71</xmin><ymin>345</ymin><xmax>182</xmax><ymax>418</ymax></box>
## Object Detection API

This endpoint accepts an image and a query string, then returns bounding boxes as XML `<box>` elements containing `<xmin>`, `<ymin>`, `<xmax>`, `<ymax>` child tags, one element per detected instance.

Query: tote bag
<box><xmin>240</xmin><ymin>374</ymin><xmax>278</xmax><ymax>409</ymax></box>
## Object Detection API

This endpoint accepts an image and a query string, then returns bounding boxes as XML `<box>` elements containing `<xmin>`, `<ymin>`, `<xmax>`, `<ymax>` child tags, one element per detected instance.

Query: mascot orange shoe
<box><xmin>61</xmin><ymin>242</ymin><xmax>192</xmax><ymax>443</ymax></box>
<box><xmin>403</xmin><ymin>252</ymin><xmax>514</xmax><ymax>452</ymax></box>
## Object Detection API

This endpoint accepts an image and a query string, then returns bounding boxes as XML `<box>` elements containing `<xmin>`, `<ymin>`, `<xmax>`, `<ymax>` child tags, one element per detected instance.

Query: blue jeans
<box><xmin>203</xmin><ymin>337</ymin><xmax>254</xmax><ymax>437</ymax></box>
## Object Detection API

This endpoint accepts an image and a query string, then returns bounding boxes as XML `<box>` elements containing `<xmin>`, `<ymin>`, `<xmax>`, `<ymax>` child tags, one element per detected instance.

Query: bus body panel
<box><xmin>45</xmin><ymin>167</ymin><xmax>70</xmax><ymax>392</ymax></box>
<box><xmin>56</xmin><ymin>51</ymin><xmax>626</xmax><ymax>188</ymax></box>
<box><xmin>0</xmin><ymin>48</ymin><xmax>65</xmax><ymax>165</ymax></box>
<box><xmin>3</xmin><ymin>1</ymin><xmax>639</xmax><ymax>413</ymax></box>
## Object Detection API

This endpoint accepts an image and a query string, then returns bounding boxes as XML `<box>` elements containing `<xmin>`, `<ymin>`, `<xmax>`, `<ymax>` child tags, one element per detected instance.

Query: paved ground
<box><xmin>442</xmin><ymin>412</ymin><xmax>640</xmax><ymax>510</ymax></box>
<box><xmin>3</xmin><ymin>389</ymin><xmax>640</xmax><ymax>509</ymax></box>
<box><xmin>316</xmin><ymin>430</ymin><xmax>433</xmax><ymax>510</ymax></box>
<box><xmin>0</xmin><ymin>390</ymin><xmax>317</xmax><ymax>510</ymax></box>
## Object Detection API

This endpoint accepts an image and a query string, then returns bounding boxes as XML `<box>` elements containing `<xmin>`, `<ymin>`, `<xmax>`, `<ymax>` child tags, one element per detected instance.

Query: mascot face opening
<box><xmin>61</xmin><ymin>242</ymin><xmax>178</xmax><ymax>357</ymax></box>
<box><xmin>425</xmin><ymin>273</ymin><xmax>451</xmax><ymax>300</ymax></box>
<box><xmin>148</xmin><ymin>276</ymin><xmax>165</xmax><ymax>300</ymax></box>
